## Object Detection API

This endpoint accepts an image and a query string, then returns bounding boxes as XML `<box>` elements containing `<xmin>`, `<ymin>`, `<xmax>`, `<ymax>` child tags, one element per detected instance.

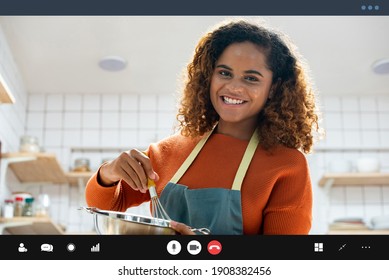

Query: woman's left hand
<box><xmin>170</xmin><ymin>220</ymin><xmax>196</xmax><ymax>235</ymax></box>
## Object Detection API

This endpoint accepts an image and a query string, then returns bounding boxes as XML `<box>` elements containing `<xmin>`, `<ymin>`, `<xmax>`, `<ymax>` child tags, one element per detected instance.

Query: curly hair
<box><xmin>176</xmin><ymin>19</ymin><xmax>321</xmax><ymax>154</ymax></box>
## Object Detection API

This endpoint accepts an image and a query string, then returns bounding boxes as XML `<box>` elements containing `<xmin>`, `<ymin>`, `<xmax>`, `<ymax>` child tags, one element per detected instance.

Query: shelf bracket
<box><xmin>0</xmin><ymin>156</ymin><xmax>36</xmax><ymax>200</ymax></box>
<box><xmin>323</xmin><ymin>178</ymin><xmax>335</xmax><ymax>194</ymax></box>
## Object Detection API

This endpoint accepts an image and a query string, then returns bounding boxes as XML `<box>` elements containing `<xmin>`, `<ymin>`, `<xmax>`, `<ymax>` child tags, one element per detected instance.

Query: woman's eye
<box><xmin>219</xmin><ymin>70</ymin><xmax>231</xmax><ymax>77</ymax></box>
<box><xmin>245</xmin><ymin>76</ymin><xmax>259</xmax><ymax>82</ymax></box>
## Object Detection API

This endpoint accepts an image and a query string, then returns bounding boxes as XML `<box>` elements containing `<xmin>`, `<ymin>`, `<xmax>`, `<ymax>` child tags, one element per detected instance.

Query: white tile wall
<box><xmin>21</xmin><ymin>92</ymin><xmax>177</xmax><ymax>233</ymax></box>
<box><xmin>311</xmin><ymin>95</ymin><xmax>389</xmax><ymax>234</ymax></box>
<box><xmin>0</xmin><ymin>25</ymin><xmax>28</xmax><ymax>201</ymax></box>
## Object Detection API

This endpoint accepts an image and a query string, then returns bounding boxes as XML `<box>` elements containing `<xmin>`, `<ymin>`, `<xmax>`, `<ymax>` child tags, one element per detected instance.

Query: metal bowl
<box><xmin>81</xmin><ymin>207</ymin><xmax>177</xmax><ymax>235</ymax></box>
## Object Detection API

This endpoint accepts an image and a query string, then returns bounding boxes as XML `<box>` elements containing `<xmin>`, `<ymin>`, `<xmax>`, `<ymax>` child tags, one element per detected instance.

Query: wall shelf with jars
<box><xmin>0</xmin><ymin>152</ymin><xmax>94</xmax><ymax>195</ymax></box>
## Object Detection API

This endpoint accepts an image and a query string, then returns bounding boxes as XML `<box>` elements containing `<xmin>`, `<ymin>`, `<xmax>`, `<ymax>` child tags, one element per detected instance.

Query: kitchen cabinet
<box><xmin>318</xmin><ymin>172</ymin><xmax>389</xmax><ymax>192</ymax></box>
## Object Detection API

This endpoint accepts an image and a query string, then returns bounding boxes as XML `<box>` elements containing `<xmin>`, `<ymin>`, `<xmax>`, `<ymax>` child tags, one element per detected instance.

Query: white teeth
<box><xmin>223</xmin><ymin>96</ymin><xmax>244</xmax><ymax>104</ymax></box>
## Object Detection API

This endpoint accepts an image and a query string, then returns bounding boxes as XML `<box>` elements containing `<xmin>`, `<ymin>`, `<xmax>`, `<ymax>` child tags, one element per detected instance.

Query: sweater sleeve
<box><xmin>84</xmin><ymin>133</ymin><xmax>195</xmax><ymax>212</ymax></box>
<box><xmin>261</xmin><ymin>151</ymin><xmax>313</xmax><ymax>235</ymax></box>
<box><xmin>85</xmin><ymin>166</ymin><xmax>150</xmax><ymax>212</ymax></box>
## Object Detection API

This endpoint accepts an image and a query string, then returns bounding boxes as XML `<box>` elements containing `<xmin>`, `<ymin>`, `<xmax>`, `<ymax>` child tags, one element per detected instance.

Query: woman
<box><xmin>85</xmin><ymin>18</ymin><xmax>321</xmax><ymax>235</ymax></box>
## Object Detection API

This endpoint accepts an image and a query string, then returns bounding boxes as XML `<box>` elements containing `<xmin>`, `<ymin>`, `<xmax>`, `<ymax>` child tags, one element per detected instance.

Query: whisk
<box><xmin>144</xmin><ymin>154</ymin><xmax>210</xmax><ymax>234</ymax></box>
<box><xmin>147</xmin><ymin>178</ymin><xmax>171</xmax><ymax>221</ymax></box>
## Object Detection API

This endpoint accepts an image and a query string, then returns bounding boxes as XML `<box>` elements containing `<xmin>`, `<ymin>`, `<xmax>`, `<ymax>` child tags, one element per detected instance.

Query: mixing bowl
<box><xmin>81</xmin><ymin>207</ymin><xmax>177</xmax><ymax>235</ymax></box>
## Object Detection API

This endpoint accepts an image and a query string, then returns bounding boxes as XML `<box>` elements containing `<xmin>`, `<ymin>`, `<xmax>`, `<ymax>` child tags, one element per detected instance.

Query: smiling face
<box><xmin>210</xmin><ymin>41</ymin><xmax>274</xmax><ymax>138</ymax></box>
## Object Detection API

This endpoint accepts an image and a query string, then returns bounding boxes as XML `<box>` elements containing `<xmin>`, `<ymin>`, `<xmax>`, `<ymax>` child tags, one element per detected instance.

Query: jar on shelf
<box><xmin>73</xmin><ymin>158</ymin><xmax>91</xmax><ymax>172</ymax></box>
<box><xmin>3</xmin><ymin>199</ymin><xmax>14</xmax><ymax>218</ymax></box>
<box><xmin>19</xmin><ymin>135</ymin><xmax>40</xmax><ymax>153</ymax></box>
<box><xmin>35</xmin><ymin>194</ymin><xmax>50</xmax><ymax>217</ymax></box>
<box><xmin>13</xmin><ymin>196</ymin><xmax>24</xmax><ymax>217</ymax></box>
<box><xmin>22</xmin><ymin>197</ymin><xmax>35</xmax><ymax>217</ymax></box>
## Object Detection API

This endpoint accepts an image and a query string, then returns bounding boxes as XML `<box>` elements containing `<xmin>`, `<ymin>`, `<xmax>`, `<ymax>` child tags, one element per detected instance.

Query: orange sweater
<box><xmin>85</xmin><ymin>132</ymin><xmax>312</xmax><ymax>235</ymax></box>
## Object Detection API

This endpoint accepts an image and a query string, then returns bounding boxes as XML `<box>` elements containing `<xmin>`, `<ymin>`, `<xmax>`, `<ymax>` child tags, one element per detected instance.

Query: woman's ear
<box><xmin>268</xmin><ymin>89</ymin><xmax>274</xmax><ymax>100</ymax></box>
<box><xmin>269</xmin><ymin>79</ymin><xmax>281</xmax><ymax>100</ymax></box>
<box><xmin>268</xmin><ymin>85</ymin><xmax>276</xmax><ymax>100</ymax></box>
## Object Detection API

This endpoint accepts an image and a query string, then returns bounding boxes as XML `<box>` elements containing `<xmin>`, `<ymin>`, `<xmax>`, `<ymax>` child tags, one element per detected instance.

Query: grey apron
<box><xmin>159</xmin><ymin>128</ymin><xmax>259</xmax><ymax>235</ymax></box>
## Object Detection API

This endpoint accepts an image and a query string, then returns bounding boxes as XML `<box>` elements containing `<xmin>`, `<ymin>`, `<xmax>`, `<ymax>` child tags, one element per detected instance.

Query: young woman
<box><xmin>85</xmin><ymin>19</ymin><xmax>321</xmax><ymax>235</ymax></box>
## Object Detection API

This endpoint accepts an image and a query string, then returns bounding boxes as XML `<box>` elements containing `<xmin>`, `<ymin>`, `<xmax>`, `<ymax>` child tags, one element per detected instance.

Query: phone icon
<box><xmin>207</xmin><ymin>240</ymin><xmax>222</xmax><ymax>255</ymax></box>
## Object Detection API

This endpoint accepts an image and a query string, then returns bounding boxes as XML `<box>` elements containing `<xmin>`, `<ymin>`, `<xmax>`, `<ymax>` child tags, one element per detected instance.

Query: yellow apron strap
<box><xmin>170</xmin><ymin>127</ymin><xmax>259</xmax><ymax>190</ymax></box>
<box><xmin>231</xmin><ymin>129</ymin><xmax>259</xmax><ymax>191</ymax></box>
<box><xmin>169</xmin><ymin>129</ymin><xmax>214</xmax><ymax>184</ymax></box>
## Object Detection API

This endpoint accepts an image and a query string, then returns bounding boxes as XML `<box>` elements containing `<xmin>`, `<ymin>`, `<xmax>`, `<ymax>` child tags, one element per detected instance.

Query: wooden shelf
<box><xmin>66</xmin><ymin>171</ymin><xmax>94</xmax><ymax>187</ymax></box>
<box><xmin>70</xmin><ymin>146</ymin><xmax>129</xmax><ymax>153</ymax></box>
<box><xmin>0</xmin><ymin>216</ymin><xmax>54</xmax><ymax>223</ymax></box>
<box><xmin>2</xmin><ymin>152</ymin><xmax>68</xmax><ymax>184</ymax></box>
<box><xmin>0</xmin><ymin>216</ymin><xmax>64</xmax><ymax>234</ymax></box>
<box><xmin>0</xmin><ymin>74</ymin><xmax>15</xmax><ymax>104</ymax></box>
<box><xmin>314</xmin><ymin>147</ymin><xmax>389</xmax><ymax>152</ymax></box>
<box><xmin>328</xmin><ymin>229</ymin><xmax>389</xmax><ymax>235</ymax></box>
<box><xmin>319</xmin><ymin>173</ymin><xmax>389</xmax><ymax>188</ymax></box>
<box><xmin>1</xmin><ymin>152</ymin><xmax>97</xmax><ymax>188</ymax></box>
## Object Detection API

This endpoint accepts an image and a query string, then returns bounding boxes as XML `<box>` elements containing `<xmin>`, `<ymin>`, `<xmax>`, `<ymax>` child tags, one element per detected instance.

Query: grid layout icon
<box><xmin>314</xmin><ymin>242</ymin><xmax>324</xmax><ymax>252</ymax></box>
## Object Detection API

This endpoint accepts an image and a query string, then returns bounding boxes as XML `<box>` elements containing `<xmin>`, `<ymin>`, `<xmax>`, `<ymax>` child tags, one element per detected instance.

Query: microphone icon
<box><xmin>167</xmin><ymin>240</ymin><xmax>181</xmax><ymax>255</ymax></box>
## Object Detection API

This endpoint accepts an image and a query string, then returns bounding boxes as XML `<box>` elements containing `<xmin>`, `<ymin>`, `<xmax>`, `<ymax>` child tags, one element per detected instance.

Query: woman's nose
<box><xmin>225</xmin><ymin>79</ymin><xmax>244</xmax><ymax>93</ymax></box>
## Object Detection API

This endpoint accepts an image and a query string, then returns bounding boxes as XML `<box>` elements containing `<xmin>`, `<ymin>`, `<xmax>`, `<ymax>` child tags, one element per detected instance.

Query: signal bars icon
<box><xmin>91</xmin><ymin>243</ymin><xmax>100</xmax><ymax>252</ymax></box>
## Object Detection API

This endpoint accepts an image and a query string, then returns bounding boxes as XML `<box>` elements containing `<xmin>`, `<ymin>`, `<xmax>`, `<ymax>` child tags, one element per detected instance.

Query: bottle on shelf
<box><xmin>35</xmin><ymin>194</ymin><xmax>50</xmax><ymax>217</ymax></box>
<box><xmin>13</xmin><ymin>196</ymin><xmax>24</xmax><ymax>217</ymax></box>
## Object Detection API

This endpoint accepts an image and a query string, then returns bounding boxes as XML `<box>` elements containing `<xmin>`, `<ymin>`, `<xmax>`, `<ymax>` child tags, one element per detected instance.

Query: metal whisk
<box><xmin>147</xmin><ymin>178</ymin><xmax>171</xmax><ymax>221</ymax></box>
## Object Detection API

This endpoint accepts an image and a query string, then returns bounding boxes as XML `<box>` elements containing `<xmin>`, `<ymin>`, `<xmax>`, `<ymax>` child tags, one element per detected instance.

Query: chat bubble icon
<box><xmin>41</xmin><ymin>243</ymin><xmax>53</xmax><ymax>252</ymax></box>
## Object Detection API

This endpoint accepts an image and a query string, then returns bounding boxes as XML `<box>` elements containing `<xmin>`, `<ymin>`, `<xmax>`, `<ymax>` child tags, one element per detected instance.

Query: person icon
<box><xmin>18</xmin><ymin>243</ymin><xmax>27</xmax><ymax>252</ymax></box>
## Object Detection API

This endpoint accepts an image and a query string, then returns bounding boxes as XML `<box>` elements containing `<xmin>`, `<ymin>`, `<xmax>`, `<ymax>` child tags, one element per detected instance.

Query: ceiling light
<box><xmin>372</xmin><ymin>58</ymin><xmax>389</xmax><ymax>74</ymax></box>
<box><xmin>98</xmin><ymin>56</ymin><xmax>127</xmax><ymax>72</ymax></box>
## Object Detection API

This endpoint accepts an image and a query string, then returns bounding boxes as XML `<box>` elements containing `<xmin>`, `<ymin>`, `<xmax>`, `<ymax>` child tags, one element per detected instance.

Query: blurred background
<box><xmin>0</xmin><ymin>16</ymin><xmax>388</xmax><ymax>234</ymax></box>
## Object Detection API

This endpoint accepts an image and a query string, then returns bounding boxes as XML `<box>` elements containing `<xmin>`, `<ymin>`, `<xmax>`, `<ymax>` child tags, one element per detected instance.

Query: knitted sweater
<box><xmin>85</xmin><ymin>132</ymin><xmax>313</xmax><ymax>235</ymax></box>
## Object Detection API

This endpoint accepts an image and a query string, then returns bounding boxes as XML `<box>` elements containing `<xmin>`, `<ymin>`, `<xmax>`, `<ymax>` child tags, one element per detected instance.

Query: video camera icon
<box><xmin>187</xmin><ymin>240</ymin><xmax>202</xmax><ymax>255</ymax></box>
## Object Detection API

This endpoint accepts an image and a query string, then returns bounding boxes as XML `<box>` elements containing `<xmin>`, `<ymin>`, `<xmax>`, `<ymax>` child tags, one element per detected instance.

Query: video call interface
<box><xmin>0</xmin><ymin>0</ymin><xmax>388</xmax><ymax>279</ymax></box>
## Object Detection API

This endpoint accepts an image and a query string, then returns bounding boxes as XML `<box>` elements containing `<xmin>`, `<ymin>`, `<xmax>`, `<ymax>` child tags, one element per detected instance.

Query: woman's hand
<box><xmin>97</xmin><ymin>149</ymin><xmax>159</xmax><ymax>193</ymax></box>
<box><xmin>170</xmin><ymin>220</ymin><xmax>196</xmax><ymax>235</ymax></box>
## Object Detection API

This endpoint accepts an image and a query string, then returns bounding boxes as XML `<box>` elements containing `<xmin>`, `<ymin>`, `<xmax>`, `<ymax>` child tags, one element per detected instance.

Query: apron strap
<box><xmin>169</xmin><ymin>128</ymin><xmax>214</xmax><ymax>184</ymax></box>
<box><xmin>170</xmin><ymin>126</ymin><xmax>259</xmax><ymax>191</ymax></box>
<box><xmin>231</xmin><ymin>129</ymin><xmax>259</xmax><ymax>190</ymax></box>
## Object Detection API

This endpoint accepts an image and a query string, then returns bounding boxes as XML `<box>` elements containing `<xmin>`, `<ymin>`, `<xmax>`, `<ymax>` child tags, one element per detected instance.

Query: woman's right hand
<box><xmin>97</xmin><ymin>149</ymin><xmax>159</xmax><ymax>193</ymax></box>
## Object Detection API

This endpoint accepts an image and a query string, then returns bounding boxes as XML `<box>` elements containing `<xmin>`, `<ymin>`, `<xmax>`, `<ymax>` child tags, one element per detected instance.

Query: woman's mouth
<box><xmin>222</xmin><ymin>96</ymin><xmax>246</xmax><ymax>105</ymax></box>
